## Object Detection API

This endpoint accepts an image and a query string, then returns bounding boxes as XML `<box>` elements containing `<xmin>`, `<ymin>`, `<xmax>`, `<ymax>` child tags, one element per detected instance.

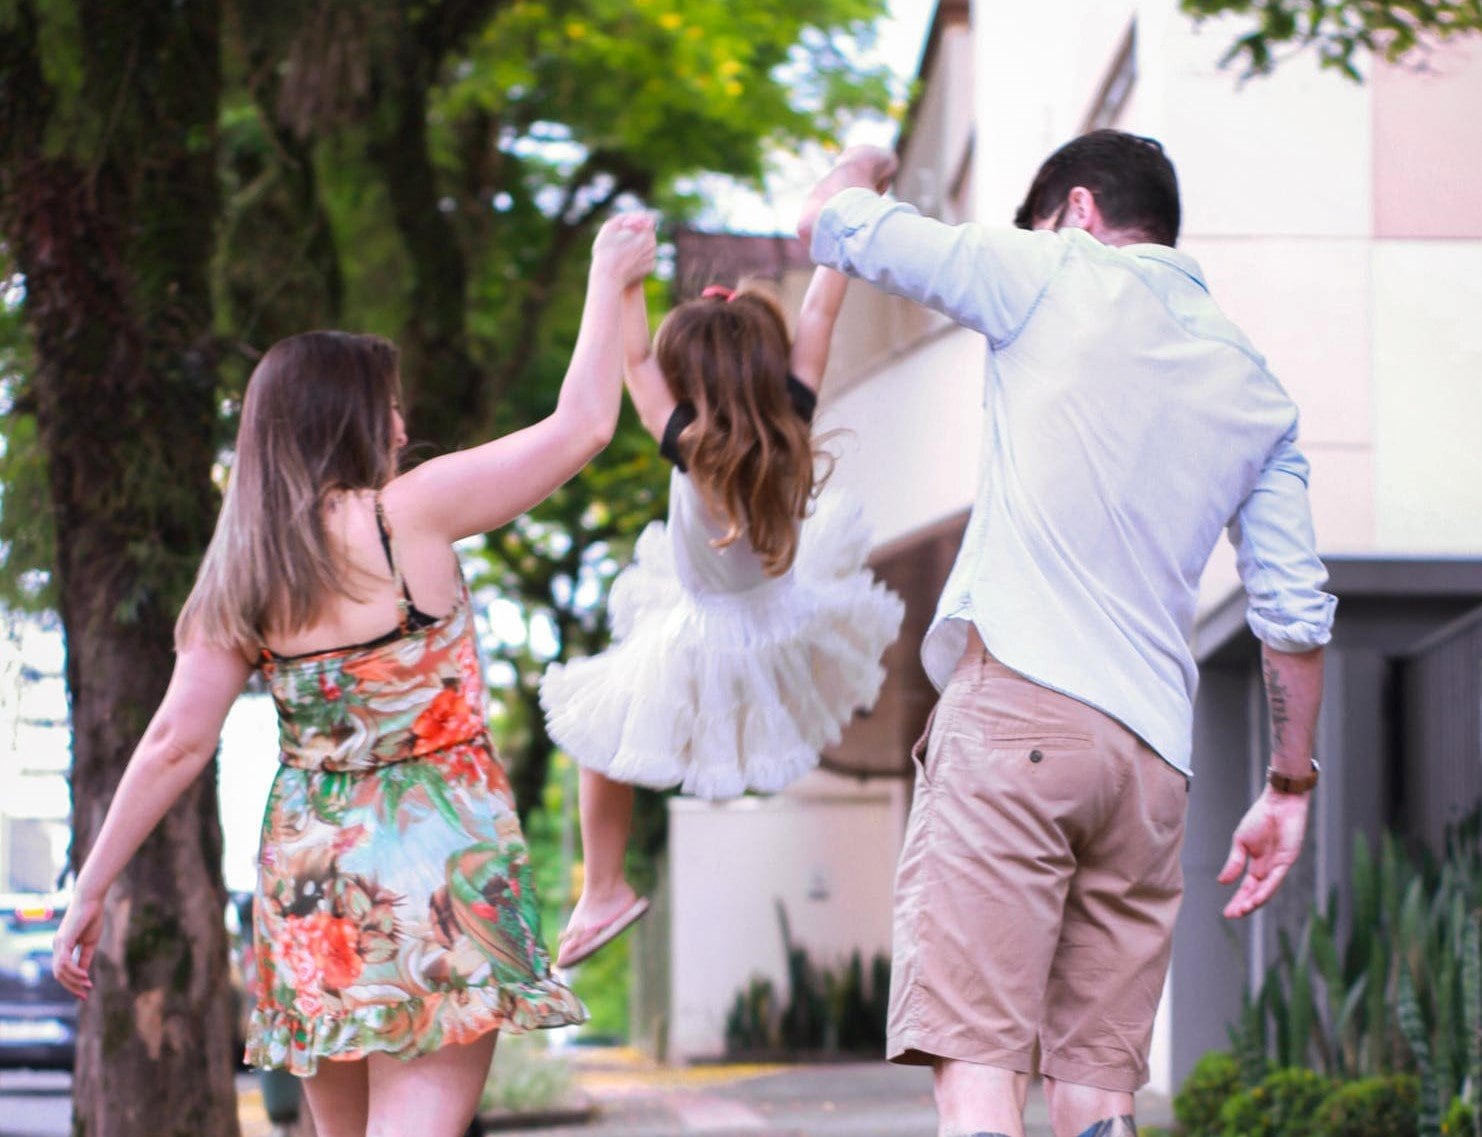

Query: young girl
<box><xmin>52</xmin><ymin>214</ymin><xmax>656</xmax><ymax>1137</ymax></box>
<box><xmin>539</xmin><ymin>255</ymin><xmax>905</xmax><ymax>968</ymax></box>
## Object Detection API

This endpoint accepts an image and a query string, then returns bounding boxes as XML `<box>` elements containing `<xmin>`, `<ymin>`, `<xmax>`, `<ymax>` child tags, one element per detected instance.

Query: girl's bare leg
<box><xmin>560</xmin><ymin>769</ymin><xmax>641</xmax><ymax>957</ymax></box>
<box><xmin>301</xmin><ymin>1056</ymin><xmax>370</xmax><ymax>1137</ymax></box>
<box><xmin>365</xmin><ymin>1030</ymin><xmax>498</xmax><ymax>1137</ymax></box>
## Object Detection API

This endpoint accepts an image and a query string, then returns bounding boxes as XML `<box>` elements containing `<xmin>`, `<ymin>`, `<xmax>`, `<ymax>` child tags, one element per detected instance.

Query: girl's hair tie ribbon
<box><xmin>700</xmin><ymin>285</ymin><xmax>736</xmax><ymax>302</ymax></box>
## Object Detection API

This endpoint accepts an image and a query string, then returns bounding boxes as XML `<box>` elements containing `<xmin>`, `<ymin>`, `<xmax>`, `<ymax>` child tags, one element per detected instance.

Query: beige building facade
<box><xmin>657</xmin><ymin>0</ymin><xmax>1482</xmax><ymax>1094</ymax></box>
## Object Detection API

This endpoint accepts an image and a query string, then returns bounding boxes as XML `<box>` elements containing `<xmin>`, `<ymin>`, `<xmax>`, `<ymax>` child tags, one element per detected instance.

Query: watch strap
<box><xmin>1268</xmin><ymin>761</ymin><xmax>1320</xmax><ymax>794</ymax></box>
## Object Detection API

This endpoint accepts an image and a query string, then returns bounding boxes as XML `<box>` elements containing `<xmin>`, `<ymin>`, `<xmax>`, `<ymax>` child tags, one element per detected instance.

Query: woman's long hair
<box><xmin>655</xmin><ymin>287</ymin><xmax>819</xmax><ymax>576</ymax></box>
<box><xmin>175</xmin><ymin>331</ymin><xmax>403</xmax><ymax>654</ymax></box>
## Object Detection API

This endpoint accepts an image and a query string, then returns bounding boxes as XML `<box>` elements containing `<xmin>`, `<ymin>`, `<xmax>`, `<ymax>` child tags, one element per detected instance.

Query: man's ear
<box><xmin>1062</xmin><ymin>186</ymin><xmax>1098</xmax><ymax>230</ymax></box>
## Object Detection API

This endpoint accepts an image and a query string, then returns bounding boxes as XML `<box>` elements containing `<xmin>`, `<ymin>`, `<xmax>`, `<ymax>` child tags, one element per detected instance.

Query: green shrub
<box><xmin>723</xmin><ymin>901</ymin><xmax>889</xmax><ymax>1057</ymax></box>
<box><xmin>1233</xmin><ymin>812</ymin><xmax>1482</xmax><ymax>1131</ymax></box>
<box><xmin>479</xmin><ymin>1031</ymin><xmax>574</xmax><ymax>1114</ymax></box>
<box><xmin>1442</xmin><ymin>1095</ymin><xmax>1475</xmax><ymax>1136</ymax></box>
<box><xmin>1312</xmin><ymin>1074</ymin><xmax>1419</xmax><ymax>1137</ymax></box>
<box><xmin>1174</xmin><ymin>1051</ymin><xmax>1245</xmax><ymax>1137</ymax></box>
<box><xmin>1218</xmin><ymin>1066</ymin><xmax>1336</xmax><ymax>1137</ymax></box>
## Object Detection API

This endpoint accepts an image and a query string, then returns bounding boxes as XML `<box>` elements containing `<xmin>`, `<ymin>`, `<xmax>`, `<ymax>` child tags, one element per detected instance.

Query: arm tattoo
<box><xmin>1263</xmin><ymin>654</ymin><xmax>1291</xmax><ymax>751</ymax></box>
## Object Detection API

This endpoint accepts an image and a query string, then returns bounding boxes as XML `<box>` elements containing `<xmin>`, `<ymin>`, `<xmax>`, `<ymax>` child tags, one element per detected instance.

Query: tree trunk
<box><xmin>0</xmin><ymin>3</ymin><xmax>239</xmax><ymax>1135</ymax></box>
<box><xmin>368</xmin><ymin>35</ymin><xmax>488</xmax><ymax>452</ymax></box>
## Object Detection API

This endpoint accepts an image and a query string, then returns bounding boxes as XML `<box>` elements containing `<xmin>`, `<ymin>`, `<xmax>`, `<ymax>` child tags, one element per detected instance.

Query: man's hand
<box><xmin>1218</xmin><ymin>788</ymin><xmax>1311</xmax><ymax>918</ymax></box>
<box><xmin>797</xmin><ymin>145</ymin><xmax>899</xmax><ymax>246</ymax></box>
<box><xmin>835</xmin><ymin>145</ymin><xmax>899</xmax><ymax>193</ymax></box>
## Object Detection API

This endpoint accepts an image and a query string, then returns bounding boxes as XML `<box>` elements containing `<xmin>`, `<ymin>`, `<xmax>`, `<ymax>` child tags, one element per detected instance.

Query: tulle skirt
<box><xmin>540</xmin><ymin>495</ymin><xmax>904</xmax><ymax>800</ymax></box>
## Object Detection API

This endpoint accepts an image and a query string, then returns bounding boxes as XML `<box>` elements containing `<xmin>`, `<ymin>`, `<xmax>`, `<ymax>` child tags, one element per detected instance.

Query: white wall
<box><xmin>1372</xmin><ymin>241</ymin><xmax>1482</xmax><ymax>550</ymax></box>
<box><xmin>666</xmin><ymin>779</ymin><xmax>902</xmax><ymax>1061</ymax></box>
<box><xmin>217</xmin><ymin>694</ymin><xmax>283</xmax><ymax>894</ymax></box>
<box><xmin>817</xmin><ymin>325</ymin><xmax>986</xmax><ymax>547</ymax></box>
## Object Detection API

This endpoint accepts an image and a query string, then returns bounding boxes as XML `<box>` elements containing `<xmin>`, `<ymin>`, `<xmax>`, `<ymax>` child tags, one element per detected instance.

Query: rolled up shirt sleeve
<box><xmin>810</xmin><ymin>187</ymin><xmax>1064</xmax><ymax>347</ymax></box>
<box><xmin>1227</xmin><ymin>430</ymin><xmax>1337</xmax><ymax>652</ymax></box>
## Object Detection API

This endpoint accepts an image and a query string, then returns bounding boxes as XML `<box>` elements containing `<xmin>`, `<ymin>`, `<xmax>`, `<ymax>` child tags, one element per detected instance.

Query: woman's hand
<box><xmin>591</xmin><ymin>212</ymin><xmax>657</xmax><ymax>289</ymax></box>
<box><xmin>53</xmin><ymin>892</ymin><xmax>105</xmax><ymax>999</ymax></box>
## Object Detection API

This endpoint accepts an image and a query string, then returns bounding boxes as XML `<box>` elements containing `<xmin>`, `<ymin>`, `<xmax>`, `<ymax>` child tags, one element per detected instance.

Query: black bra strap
<box><xmin>373</xmin><ymin>493</ymin><xmax>412</xmax><ymax>633</ymax></box>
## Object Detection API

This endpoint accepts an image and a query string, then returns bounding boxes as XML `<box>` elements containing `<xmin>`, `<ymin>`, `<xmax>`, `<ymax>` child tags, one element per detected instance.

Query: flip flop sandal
<box><xmin>556</xmin><ymin>897</ymin><xmax>651</xmax><ymax>969</ymax></box>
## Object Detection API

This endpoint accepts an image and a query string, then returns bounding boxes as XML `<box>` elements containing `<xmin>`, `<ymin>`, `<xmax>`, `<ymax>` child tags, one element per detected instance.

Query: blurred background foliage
<box><xmin>0</xmin><ymin>1</ymin><xmax>897</xmax><ymax>1056</ymax></box>
<box><xmin>1</xmin><ymin>0</ymin><xmax>897</xmax><ymax>806</ymax></box>
<box><xmin>1181</xmin><ymin>0</ymin><xmax>1482</xmax><ymax>80</ymax></box>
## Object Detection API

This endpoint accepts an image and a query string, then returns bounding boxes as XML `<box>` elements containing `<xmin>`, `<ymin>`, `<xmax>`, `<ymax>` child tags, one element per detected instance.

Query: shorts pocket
<box><xmin>985</xmin><ymin>731</ymin><xmax>1095</xmax><ymax>750</ymax></box>
<box><xmin>1142</xmin><ymin>754</ymin><xmax>1190</xmax><ymax>836</ymax></box>
<box><xmin>909</xmin><ymin>704</ymin><xmax>941</xmax><ymax>788</ymax></box>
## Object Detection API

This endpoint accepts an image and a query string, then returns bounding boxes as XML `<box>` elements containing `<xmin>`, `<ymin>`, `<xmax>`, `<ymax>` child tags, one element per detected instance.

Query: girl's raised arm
<box><xmin>389</xmin><ymin>212</ymin><xmax>657</xmax><ymax>542</ymax></box>
<box><xmin>620</xmin><ymin>279</ymin><xmax>676</xmax><ymax>443</ymax></box>
<box><xmin>788</xmin><ymin>265</ymin><xmax>850</xmax><ymax>392</ymax></box>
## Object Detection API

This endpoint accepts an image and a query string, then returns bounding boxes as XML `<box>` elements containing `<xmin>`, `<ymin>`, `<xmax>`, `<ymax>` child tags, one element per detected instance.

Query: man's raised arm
<box><xmin>797</xmin><ymin>145</ymin><xmax>898</xmax><ymax>248</ymax></box>
<box><xmin>799</xmin><ymin>146</ymin><xmax>1063</xmax><ymax>348</ymax></box>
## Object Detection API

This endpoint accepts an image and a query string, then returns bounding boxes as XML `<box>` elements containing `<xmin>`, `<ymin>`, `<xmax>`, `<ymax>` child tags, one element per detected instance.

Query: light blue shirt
<box><xmin>811</xmin><ymin>188</ymin><xmax>1336</xmax><ymax>775</ymax></box>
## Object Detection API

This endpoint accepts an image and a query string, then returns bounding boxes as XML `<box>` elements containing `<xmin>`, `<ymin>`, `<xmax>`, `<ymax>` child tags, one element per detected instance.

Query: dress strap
<box><xmin>786</xmin><ymin>375</ymin><xmax>817</xmax><ymax>423</ymax></box>
<box><xmin>660</xmin><ymin>403</ymin><xmax>699</xmax><ymax>471</ymax></box>
<box><xmin>661</xmin><ymin>378</ymin><xmax>814</xmax><ymax>473</ymax></box>
<box><xmin>373</xmin><ymin>492</ymin><xmax>412</xmax><ymax>633</ymax></box>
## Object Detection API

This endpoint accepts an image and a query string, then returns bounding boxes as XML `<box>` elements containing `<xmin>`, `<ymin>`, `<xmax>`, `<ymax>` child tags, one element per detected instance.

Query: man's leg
<box><xmin>1043</xmin><ymin>1078</ymin><xmax>1136</xmax><ymax>1137</ymax></box>
<box><xmin>1039</xmin><ymin>732</ymin><xmax>1188</xmax><ymax>1137</ymax></box>
<box><xmin>935</xmin><ymin>1059</ymin><xmax>1030</xmax><ymax>1137</ymax></box>
<box><xmin>888</xmin><ymin>639</ymin><xmax>1106</xmax><ymax>1137</ymax></box>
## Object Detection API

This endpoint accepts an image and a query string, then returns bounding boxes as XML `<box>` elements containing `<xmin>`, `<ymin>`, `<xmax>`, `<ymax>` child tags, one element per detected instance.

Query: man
<box><xmin>798</xmin><ymin>131</ymin><xmax>1335</xmax><ymax>1137</ymax></box>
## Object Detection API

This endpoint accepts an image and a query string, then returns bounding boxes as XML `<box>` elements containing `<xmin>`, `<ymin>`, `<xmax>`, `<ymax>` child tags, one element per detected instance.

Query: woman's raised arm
<box><xmin>389</xmin><ymin>212</ymin><xmax>657</xmax><ymax>542</ymax></box>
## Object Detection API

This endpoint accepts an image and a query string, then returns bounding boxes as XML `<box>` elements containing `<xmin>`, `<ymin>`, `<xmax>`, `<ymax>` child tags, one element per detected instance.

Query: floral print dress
<box><xmin>246</xmin><ymin>530</ymin><xmax>584</xmax><ymax>1075</ymax></box>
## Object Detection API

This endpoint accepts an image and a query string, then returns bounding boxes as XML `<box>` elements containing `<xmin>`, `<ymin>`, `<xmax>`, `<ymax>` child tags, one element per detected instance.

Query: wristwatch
<box><xmin>1267</xmin><ymin>761</ymin><xmax>1320</xmax><ymax>795</ymax></box>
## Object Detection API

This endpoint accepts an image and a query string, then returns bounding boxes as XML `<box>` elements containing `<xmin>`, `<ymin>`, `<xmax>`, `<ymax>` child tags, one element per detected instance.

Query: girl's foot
<box><xmin>556</xmin><ymin>889</ymin><xmax>651</xmax><ymax>969</ymax></box>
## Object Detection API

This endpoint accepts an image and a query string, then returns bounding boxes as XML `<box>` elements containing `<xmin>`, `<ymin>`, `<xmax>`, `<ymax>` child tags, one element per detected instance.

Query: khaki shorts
<box><xmin>887</xmin><ymin>632</ymin><xmax>1189</xmax><ymax>1092</ymax></box>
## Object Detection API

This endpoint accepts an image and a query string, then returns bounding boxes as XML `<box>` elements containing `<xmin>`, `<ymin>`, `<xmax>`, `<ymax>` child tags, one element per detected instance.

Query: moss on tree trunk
<box><xmin>0</xmin><ymin>2</ymin><xmax>240</xmax><ymax>1134</ymax></box>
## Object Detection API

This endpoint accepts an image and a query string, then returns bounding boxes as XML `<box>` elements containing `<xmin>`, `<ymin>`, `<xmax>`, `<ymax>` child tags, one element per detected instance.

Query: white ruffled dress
<box><xmin>540</xmin><ymin>468</ymin><xmax>905</xmax><ymax>800</ymax></box>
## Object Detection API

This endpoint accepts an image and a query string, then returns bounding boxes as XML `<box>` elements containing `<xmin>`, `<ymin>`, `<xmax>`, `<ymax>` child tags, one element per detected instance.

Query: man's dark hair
<box><xmin>1013</xmin><ymin>129</ymin><xmax>1181</xmax><ymax>247</ymax></box>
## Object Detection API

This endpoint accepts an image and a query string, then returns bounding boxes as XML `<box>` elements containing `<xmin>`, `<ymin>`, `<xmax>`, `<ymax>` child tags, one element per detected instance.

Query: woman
<box><xmin>52</xmin><ymin>213</ymin><xmax>656</xmax><ymax>1137</ymax></box>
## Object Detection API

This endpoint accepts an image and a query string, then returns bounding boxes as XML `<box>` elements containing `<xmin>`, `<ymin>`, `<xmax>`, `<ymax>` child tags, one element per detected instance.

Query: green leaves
<box><xmin>1235</xmin><ymin>820</ymin><xmax>1482</xmax><ymax>1137</ymax></box>
<box><xmin>441</xmin><ymin>0</ymin><xmax>892</xmax><ymax>182</ymax></box>
<box><xmin>1179</xmin><ymin>0</ymin><xmax>1482</xmax><ymax>81</ymax></box>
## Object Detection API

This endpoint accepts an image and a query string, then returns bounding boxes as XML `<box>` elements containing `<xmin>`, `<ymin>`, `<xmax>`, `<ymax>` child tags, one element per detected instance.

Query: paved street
<box><xmin>1</xmin><ymin>1055</ymin><xmax>1174</xmax><ymax>1137</ymax></box>
<box><xmin>0</xmin><ymin>1071</ymin><xmax>69</xmax><ymax>1137</ymax></box>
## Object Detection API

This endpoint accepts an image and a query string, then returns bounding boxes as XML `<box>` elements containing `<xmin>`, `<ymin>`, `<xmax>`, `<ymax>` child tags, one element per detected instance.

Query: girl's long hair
<box><xmin>655</xmin><ymin>287</ymin><xmax>819</xmax><ymax>575</ymax></box>
<box><xmin>175</xmin><ymin>331</ymin><xmax>402</xmax><ymax>655</ymax></box>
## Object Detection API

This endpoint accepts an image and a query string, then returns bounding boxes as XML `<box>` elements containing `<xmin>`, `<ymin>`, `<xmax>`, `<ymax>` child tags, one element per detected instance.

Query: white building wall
<box><xmin>816</xmin><ymin>326</ymin><xmax>985</xmax><ymax>546</ymax></box>
<box><xmin>666</xmin><ymin>780</ymin><xmax>902</xmax><ymax>1061</ymax></box>
<box><xmin>666</xmin><ymin>0</ymin><xmax>1482</xmax><ymax>1075</ymax></box>
<box><xmin>818</xmin><ymin>0</ymin><xmax>1482</xmax><ymax>1097</ymax></box>
<box><xmin>1371</xmin><ymin>241</ymin><xmax>1482</xmax><ymax>551</ymax></box>
<box><xmin>0</xmin><ymin>622</ymin><xmax>71</xmax><ymax>893</ymax></box>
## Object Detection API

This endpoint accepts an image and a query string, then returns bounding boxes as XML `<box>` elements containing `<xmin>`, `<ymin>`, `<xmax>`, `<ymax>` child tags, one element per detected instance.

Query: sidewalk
<box><xmin>527</xmin><ymin>1049</ymin><xmax>1174</xmax><ymax>1136</ymax></box>
<box><xmin>5</xmin><ymin>1057</ymin><xmax>1171</xmax><ymax>1137</ymax></box>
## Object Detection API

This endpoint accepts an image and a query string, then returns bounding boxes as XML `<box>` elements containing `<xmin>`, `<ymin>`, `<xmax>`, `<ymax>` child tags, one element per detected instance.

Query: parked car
<box><xmin>0</xmin><ymin>901</ymin><xmax>77</xmax><ymax>1070</ymax></box>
